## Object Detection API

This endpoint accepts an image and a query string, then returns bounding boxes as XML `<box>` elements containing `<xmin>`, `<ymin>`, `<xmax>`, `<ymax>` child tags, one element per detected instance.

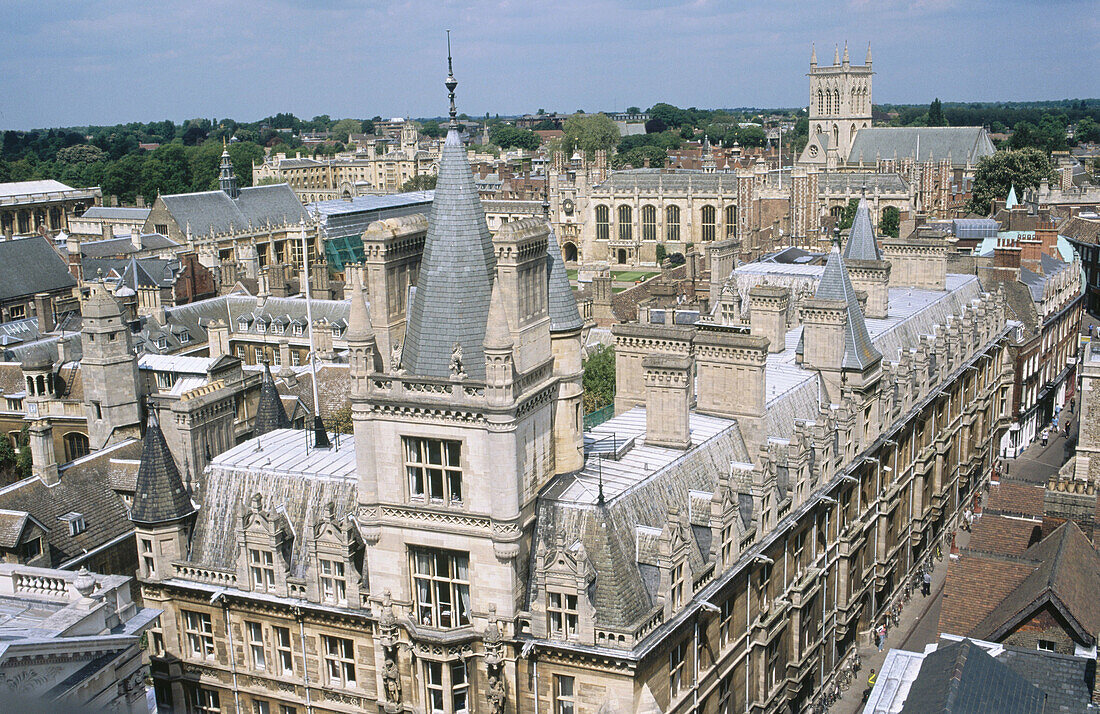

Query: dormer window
<box><xmin>237</xmin><ymin>318</ymin><xmax>250</xmax><ymax>332</ymax></box>
<box><xmin>156</xmin><ymin>372</ymin><xmax>177</xmax><ymax>390</ymax></box>
<box><xmin>292</xmin><ymin>323</ymin><xmax>304</xmax><ymax>337</ymax></box>
<box><xmin>320</xmin><ymin>558</ymin><xmax>347</xmax><ymax>605</ymax></box>
<box><xmin>249</xmin><ymin>548</ymin><xmax>276</xmax><ymax>592</ymax></box>
<box><xmin>670</xmin><ymin>561</ymin><xmax>687</xmax><ymax>609</ymax></box>
<box><xmin>178</xmin><ymin>330</ymin><xmax>191</xmax><ymax>344</ymax></box>
<box><xmin>330</xmin><ymin>326</ymin><xmax>341</xmax><ymax>338</ymax></box>
<box><xmin>61</xmin><ymin>511</ymin><xmax>86</xmax><ymax>536</ymax></box>
<box><xmin>256</xmin><ymin>321</ymin><xmax>266</xmax><ymax>334</ymax></box>
<box><xmin>155</xmin><ymin>336</ymin><xmax>168</xmax><ymax>350</ymax></box>
<box><xmin>19</xmin><ymin>536</ymin><xmax>42</xmax><ymax>562</ymax></box>
<box><xmin>547</xmin><ymin>591</ymin><xmax>578</xmax><ymax>638</ymax></box>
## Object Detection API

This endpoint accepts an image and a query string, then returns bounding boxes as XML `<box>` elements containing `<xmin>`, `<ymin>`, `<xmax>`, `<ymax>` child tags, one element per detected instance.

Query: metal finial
<box><xmin>542</xmin><ymin>168</ymin><xmax>550</xmax><ymax>217</ymax></box>
<box><xmin>445</xmin><ymin>30</ymin><xmax>458</xmax><ymax>125</ymax></box>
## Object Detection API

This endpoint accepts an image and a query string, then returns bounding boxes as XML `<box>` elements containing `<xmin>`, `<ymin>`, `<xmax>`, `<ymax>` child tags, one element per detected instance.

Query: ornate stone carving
<box><xmin>450</xmin><ymin>341</ymin><xmax>467</xmax><ymax>379</ymax></box>
<box><xmin>483</xmin><ymin>604</ymin><xmax>507</xmax><ymax>713</ymax></box>
<box><xmin>378</xmin><ymin>590</ymin><xmax>402</xmax><ymax>713</ymax></box>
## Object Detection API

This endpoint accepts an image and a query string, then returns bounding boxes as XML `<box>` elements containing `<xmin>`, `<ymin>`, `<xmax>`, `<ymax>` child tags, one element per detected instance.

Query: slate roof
<box><xmin>80</xmin><ymin>233</ymin><xmax>177</xmax><ymax>258</ymax></box>
<box><xmin>546</xmin><ymin>227</ymin><xmax>584</xmax><ymax>332</ymax></box>
<box><xmin>900</xmin><ymin>639</ymin><xmax>1045</xmax><ymax>714</ymax></box>
<box><xmin>401</xmin><ymin>128</ymin><xmax>497</xmax><ymax>380</ymax></box>
<box><xmin>796</xmin><ymin>246</ymin><xmax>882</xmax><ymax>370</ymax></box>
<box><xmin>0</xmin><ymin>236</ymin><xmax>77</xmax><ymax>302</ymax></box>
<box><xmin>255</xmin><ymin>362</ymin><xmax>291</xmax><ymax>435</ymax></box>
<box><xmin>846</xmin><ymin>127</ymin><xmax>996</xmax><ymax>166</ymax></box>
<box><xmin>970</xmin><ymin>521</ymin><xmax>1100</xmax><ymax>646</ymax></box>
<box><xmin>159</xmin><ymin>184</ymin><xmax>306</xmax><ymax>237</ymax></box>
<box><xmin>78</xmin><ymin>206</ymin><xmax>151</xmax><ymax>221</ymax></box>
<box><xmin>83</xmin><ymin>256</ymin><xmax>180</xmax><ymax>289</ymax></box>
<box><xmin>996</xmin><ymin>647</ymin><xmax>1097</xmax><ymax>714</ymax></box>
<box><xmin>131</xmin><ymin>412</ymin><xmax>195</xmax><ymax>525</ymax></box>
<box><xmin>0</xmin><ymin>439</ymin><xmax>142</xmax><ymax>567</ymax></box>
<box><xmin>843</xmin><ymin>198</ymin><xmax>882</xmax><ymax>261</ymax></box>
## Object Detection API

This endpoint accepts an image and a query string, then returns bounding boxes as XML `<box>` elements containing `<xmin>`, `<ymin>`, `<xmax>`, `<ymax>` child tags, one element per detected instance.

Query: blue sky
<box><xmin>2</xmin><ymin>0</ymin><xmax>1097</xmax><ymax>129</ymax></box>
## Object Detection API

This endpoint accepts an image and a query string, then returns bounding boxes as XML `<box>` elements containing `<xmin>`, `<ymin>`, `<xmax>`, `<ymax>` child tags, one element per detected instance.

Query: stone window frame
<box><xmin>273</xmin><ymin>625</ymin><xmax>294</xmax><ymax>676</ymax></box>
<box><xmin>553</xmin><ymin>674</ymin><xmax>576</xmax><ymax>714</ymax></box>
<box><xmin>249</xmin><ymin>547</ymin><xmax>277</xmax><ymax>592</ymax></box>
<box><xmin>595</xmin><ymin>205</ymin><xmax>610</xmax><ymax>241</ymax></box>
<box><xmin>701</xmin><ymin>205</ymin><xmax>717</xmax><ymax>241</ymax></box>
<box><xmin>423</xmin><ymin>658</ymin><xmax>470</xmax><ymax>714</ymax></box>
<box><xmin>246</xmin><ymin>620</ymin><xmax>267</xmax><ymax>671</ymax></box>
<box><xmin>617</xmin><ymin>205</ymin><xmax>633</xmax><ymax>242</ymax></box>
<box><xmin>182</xmin><ymin>609</ymin><xmax>216</xmax><ymax>660</ymax></box>
<box><xmin>547</xmin><ymin>590</ymin><xmax>579</xmax><ymax>639</ymax></box>
<box><xmin>641</xmin><ymin>204</ymin><xmax>657</xmax><ymax>241</ymax></box>
<box><xmin>321</xmin><ymin>634</ymin><xmax>357</xmax><ymax>689</ymax></box>
<box><xmin>669</xmin><ymin>639</ymin><xmax>686</xmax><ymax>697</ymax></box>
<box><xmin>410</xmin><ymin>546</ymin><xmax>471</xmax><ymax>630</ymax></box>
<box><xmin>402</xmin><ymin>436</ymin><xmax>463</xmax><ymax>506</ymax></box>
<box><xmin>666</xmin><ymin>206</ymin><xmax>681</xmax><ymax>242</ymax></box>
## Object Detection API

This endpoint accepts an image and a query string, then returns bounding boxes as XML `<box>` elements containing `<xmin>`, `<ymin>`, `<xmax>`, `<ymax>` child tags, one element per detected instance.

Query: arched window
<box><xmin>595</xmin><ymin>205</ymin><xmax>610</xmax><ymax>241</ymax></box>
<box><xmin>666</xmin><ymin>206</ymin><xmax>681</xmax><ymax>242</ymax></box>
<box><xmin>701</xmin><ymin>206</ymin><xmax>716</xmax><ymax>241</ymax></box>
<box><xmin>617</xmin><ymin>205</ymin><xmax>633</xmax><ymax>241</ymax></box>
<box><xmin>641</xmin><ymin>205</ymin><xmax>657</xmax><ymax>241</ymax></box>
<box><xmin>833</xmin><ymin>124</ymin><xmax>840</xmax><ymax>147</ymax></box>
<box><xmin>850</xmin><ymin>125</ymin><xmax>856</xmax><ymax>144</ymax></box>
<box><xmin>724</xmin><ymin>205</ymin><xmax>737</xmax><ymax>238</ymax></box>
<box><xmin>64</xmin><ymin>432</ymin><xmax>89</xmax><ymax>462</ymax></box>
<box><xmin>817</xmin><ymin>89</ymin><xmax>824</xmax><ymax>114</ymax></box>
<box><xmin>833</xmin><ymin>89</ymin><xmax>840</xmax><ymax>114</ymax></box>
<box><xmin>563</xmin><ymin>242</ymin><xmax>579</xmax><ymax>262</ymax></box>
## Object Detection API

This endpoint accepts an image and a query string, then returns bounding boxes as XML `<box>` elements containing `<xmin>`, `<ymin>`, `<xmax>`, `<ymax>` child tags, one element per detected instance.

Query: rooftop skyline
<box><xmin>3</xmin><ymin>0</ymin><xmax>1098</xmax><ymax>129</ymax></box>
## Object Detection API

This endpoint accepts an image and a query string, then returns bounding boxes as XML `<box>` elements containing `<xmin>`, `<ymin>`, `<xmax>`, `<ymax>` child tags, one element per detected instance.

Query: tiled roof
<box><xmin>843</xmin><ymin>198</ymin><xmax>882</xmax><ymax>262</ymax></box>
<box><xmin>985</xmin><ymin>482</ymin><xmax>1045</xmax><ymax>518</ymax></box>
<box><xmin>900</xmin><ymin>639</ymin><xmax>1045</xmax><ymax>714</ymax></box>
<box><xmin>255</xmin><ymin>362</ymin><xmax>291</xmax><ymax>435</ymax></box>
<box><xmin>0</xmin><ymin>236</ymin><xmax>77</xmax><ymax>302</ymax></box>
<box><xmin>0</xmin><ymin>509</ymin><xmax>31</xmax><ymax>548</ymax></box>
<box><xmin>938</xmin><ymin>556</ymin><xmax>1034</xmax><ymax>636</ymax></box>
<box><xmin>402</xmin><ymin>129</ymin><xmax>497</xmax><ymax>380</ymax></box>
<box><xmin>80</xmin><ymin>233</ymin><xmax>176</xmax><ymax>257</ymax></box>
<box><xmin>0</xmin><ymin>439</ymin><xmax>142</xmax><ymax>567</ymax></box>
<box><xmin>966</xmin><ymin>515</ymin><xmax>1041</xmax><ymax>557</ymax></box>
<box><xmin>846</xmin><ymin>127</ymin><xmax>996</xmax><ymax>166</ymax></box>
<box><xmin>131</xmin><ymin>413</ymin><xmax>195</xmax><ymax>525</ymax></box>
<box><xmin>997</xmin><ymin>647</ymin><xmax>1097</xmax><ymax>714</ymax></box>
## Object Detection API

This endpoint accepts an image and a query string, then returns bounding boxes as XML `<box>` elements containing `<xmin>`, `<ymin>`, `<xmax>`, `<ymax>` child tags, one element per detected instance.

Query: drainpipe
<box><xmin>295</xmin><ymin>605</ymin><xmax>314</xmax><ymax>714</ymax></box>
<box><xmin>212</xmin><ymin>591</ymin><xmax>242</xmax><ymax>714</ymax></box>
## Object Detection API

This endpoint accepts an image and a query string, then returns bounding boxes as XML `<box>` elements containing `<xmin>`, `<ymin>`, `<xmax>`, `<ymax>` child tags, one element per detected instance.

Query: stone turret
<box><xmin>219</xmin><ymin>142</ymin><xmax>239</xmax><ymax>199</ymax></box>
<box><xmin>546</xmin><ymin>227</ymin><xmax>585</xmax><ymax>473</ymax></box>
<box><xmin>254</xmin><ymin>362</ymin><xmax>290</xmax><ymax>436</ymax></box>
<box><xmin>80</xmin><ymin>281</ymin><xmax>141</xmax><ymax>450</ymax></box>
<box><xmin>843</xmin><ymin>198</ymin><xmax>891</xmax><ymax>319</ymax></box>
<box><xmin>483</xmin><ymin>281</ymin><xmax>516</xmax><ymax>408</ymax></box>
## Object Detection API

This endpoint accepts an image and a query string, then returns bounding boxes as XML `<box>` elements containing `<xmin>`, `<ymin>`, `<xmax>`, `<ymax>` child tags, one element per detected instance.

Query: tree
<box><xmin>735</xmin><ymin>125</ymin><xmax>767</xmax><ymax>147</ymax></box>
<box><xmin>419</xmin><ymin>120</ymin><xmax>443</xmax><ymax>138</ymax></box>
<box><xmin>228</xmin><ymin>141</ymin><xmax>265</xmax><ymax>186</ymax></box>
<box><xmin>928</xmin><ymin>98</ymin><xmax>947</xmax><ymax>127</ymax></box>
<box><xmin>1076</xmin><ymin>117</ymin><xmax>1100</xmax><ymax>144</ymax></box>
<box><xmin>648</xmin><ymin>103</ymin><xmax>688</xmax><ymax>130</ymax></box>
<box><xmin>57</xmin><ymin>144</ymin><xmax>105</xmax><ymax>165</ymax></box>
<box><xmin>332</xmin><ymin>118</ymin><xmax>362</xmax><ymax>142</ymax></box>
<box><xmin>655</xmin><ymin>244</ymin><xmax>667</xmax><ymax>265</ymax></box>
<box><xmin>880</xmin><ymin>206</ymin><xmax>901</xmax><ymax>238</ymax></box>
<box><xmin>582</xmin><ymin>345</ymin><xmax>615</xmax><ymax>413</ymax></box>
<box><xmin>361</xmin><ymin>119</ymin><xmax>375</xmax><ymax>135</ymax></box>
<box><xmin>967</xmin><ymin>148</ymin><xmax>1052</xmax><ymax>215</ymax></box>
<box><xmin>561</xmin><ymin>113</ymin><xmax>620</xmax><ymax>157</ymax></box>
<box><xmin>626</xmin><ymin>106</ymin><xmax>641</xmax><ymax>115</ymax></box>
<box><xmin>489</xmin><ymin>125</ymin><xmax>539</xmax><ymax>151</ymax></box>
<box><xmin>401</xmin><ymin>174</ymin><xmax>437</xmax><ymax>191</ymax></box>
<box><xmin>838</xmin><ymin>199</ymin><xmax>860</xmax><ymax>231</ymax></box>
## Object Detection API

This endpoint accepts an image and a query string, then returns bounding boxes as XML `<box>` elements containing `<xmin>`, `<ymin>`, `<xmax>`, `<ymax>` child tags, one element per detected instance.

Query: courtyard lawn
<box><xmin>611</xmin><ymin>270</ymin><xmax>659</xmax><ymax>283</ymax></box>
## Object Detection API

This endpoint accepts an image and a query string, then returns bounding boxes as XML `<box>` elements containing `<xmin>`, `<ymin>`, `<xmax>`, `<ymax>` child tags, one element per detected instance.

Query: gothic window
<box><xmin>63</xmin><ymin>432</ymin><xmax>89</xmax><ymax>461</ymax></box>
<box><xmin>617</xmin><ymin>205</ymin><xmax>633</xmax><ymax>241</ymax></box>
<box><xmin>183</xmin><ymin>610</ymin><xmax>215</xmax><ymax>660</ymax></box>
<box><xmin>547</xmin><ymin>591</ymin><xmax>579</xmax><ymax>638</ymax></box>
<box><xmin>424</xmin><ymin>660</ymin><xmax>469</xmax><ymax>714</ymax></box>
<box><xmin>274</xmin><ymin>626</ymin><xmax>294</xmax><ymax>675</ymax></box>
<box><xmin>765</xmin><ymin>631</ymin><xmax>786</xmax><ymax>693</ymax></box>
<box><xmin>411</xmin><ymin>547</ymin><xmax>471</xmax><ymax>629</ymax></box>
<box><xmin>666</xmin><ymin>206</ymin><xmax>681</xmax><ymax>242</ymax></box>
<box><xmin>554</xmin><ymin>675</ymin><xmax>576</xmax><ymax>714</ymax></box>
<box><xmin>249</xmin><ymin>548</ymin><xmax>276</xmax><ymax>592</ymax></box>
<box><xmin>322</xmin><ymin>635</ymin><xmax>357</xmax><ymax>688</ymax></box>
<box><xmin>403</xmin><ymin>436</ymin><xmax>462</xmax><ymax>504</ymax></box>
<box><xmin>320</xmin><ymin>558</ymin><xmax>347</xmax><ymax>605</ymax></box>
<box><xmin>247</xmin><ymin>621</ymin><xmax>266</xmax><ymax>670</ymax></box>
<box><xmin>817</xmin><ymin>89</ymin><xmax>824</xmax><ymax>114</ymax></box>
<box><xmin>669</xmin><ymin>640</ymin><xmax>686</xmax><ymax>696</ymax></box>
<box><xmin>833</xmin><ymin>124</ymin><xmax>839</xmax><ymax>148</ymax></box>
<box><xmin>595</xmin><ymin>205</ymin><xmax>610</xmax><ymax>241</ymax></box>
<box><xmin>833</xmin><ymin>88</ymin><xmax>840</xmax><ymax>114</ymax></box>
<box><xmin>755</xmin><ymin>562</ymin><xmax>772</xmax><ymax>611</ymax></box>
<box><xmin>724</xmin><ymin>205</ymin><xmax>737</xmax><ymax>238</ymax></box>
<box><xmin>641</xmin><ymin>204</ymin><xmax>657</xmax><ymax>240</ymax></box>
<box><xmin>701</xmin><ymin>205</ymin><xmax>716</xmax><ymax>241</ymax></box>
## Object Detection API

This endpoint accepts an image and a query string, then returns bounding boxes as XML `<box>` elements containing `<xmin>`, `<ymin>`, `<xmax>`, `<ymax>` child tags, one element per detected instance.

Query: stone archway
<box><xmin>563</xmin><ymin>242</ymin><xmax>579</xmax><ymax>263</ymax></box>
<box><xmin>617</xmin><ymin>249</ymin><xmax>627</xmax><ymax>265</ymax></box>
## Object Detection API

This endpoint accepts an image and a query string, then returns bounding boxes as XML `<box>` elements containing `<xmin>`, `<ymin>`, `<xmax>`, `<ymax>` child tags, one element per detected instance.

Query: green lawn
<box><xmin>566</xmin><ymin>269</ymin><xmax>578</xmax><ymax>280</ymax></box>
<box><xmin>612</xmin><ymin>270</ymin><xmax>659</xmax><ymax>282</ymax></box>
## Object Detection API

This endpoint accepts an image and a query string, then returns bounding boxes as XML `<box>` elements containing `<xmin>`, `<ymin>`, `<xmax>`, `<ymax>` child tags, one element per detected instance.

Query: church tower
<box><xmin>219</xmin><ymin>140</ymin><xmax>239</xmax><ymax>199</ymax></box>
<box><xmin>81</xmin><ymin>281</ymin><xmax>142</xmax><ymax>450</ymax></box>
<box><xmin>799</xmin><ymin>41</ymin><xmax>873</xmax><ymax>167</ymax></box>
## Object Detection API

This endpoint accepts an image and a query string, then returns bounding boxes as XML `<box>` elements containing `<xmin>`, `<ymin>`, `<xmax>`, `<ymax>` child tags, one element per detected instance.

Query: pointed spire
<box><xmin>483</xmin><ymin>280</ymin><xmax>513</xmax><ymax>352</ymax></box>
<box><xmin>865</xmin><ymin>42</ymin><xmax>872</xmax><ymax>65</ymax></box>
<box><xmin>815</xmin><ymin>246</ymin><xmax>881</xmax><ymax>370</ymax></box>
<box><xmin>1006</xmin><ymin>184</ymin><xmax>1019</xmax><ymax>209</ymax></box>
<box><xmin>255</xmin><ymin>361</ymin><xmax>290</xmax><ymax>436</ymax></box>
<box><xmin>346</xmin><ymin>266</ymin><xmax>373</xmax><ymax>343</ymax></box>
<box><xmin>833</xmin><ymin>44</ymin><xmax>840</xmax><ymax>65</ymax></box>
<box><xmin>546</xmin><ymin>225</ymin><xmax>584</xmax><ymax>333</ymax></box>
<box><xmin>810</xmin><ymin>43</ymin><xmax>817</xmax><ymax>66</ymax></box>
<box><xmin>402</xmin><ymin>52</ymin><xmax>497</xmax><ymax>380</ymax></box>
<box><xmin>131</xmin><ymin>410</ymin><xmax>195</xmax><ymax>525</ymax></box>
<box><xmin>219</xmin><ymin>140</ymin><xmax>239</xmax><ymax>199</ymax></box>
<box><xmin>842</xmin><ymin>40</ymin><xmax>849</xmax><ymax>64</ymax></box>
<box><xmin>843</xmin><ymin>198</ymin><xmax>882</xmax><ymax>261</ymax></box>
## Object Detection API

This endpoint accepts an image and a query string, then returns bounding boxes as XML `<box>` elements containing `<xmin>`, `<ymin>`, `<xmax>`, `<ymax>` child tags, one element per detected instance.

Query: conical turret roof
<box><xmin>815</xmin><ymin>246</ymin><xmax>881</xmax><ymax>370</ymax></box>
<box><xmin>255</xmin><ymin>361</ymin><xmax>290</xmax><ymax>435</ymax></box>
<box><xmin>1006</xmin><ymin>184</ymin><xmax>1019</xmax><ymax>209</ymax></box>
<box><xmin>843</xmin><ymin>198</ymin><xmax>882</xmax><ymax>261</ymax></box>
<box><xmin>346</xmin><ymin>267</ymin><xmax>373</xmax><ymax>343</ymax></box>
<box><xmin>131</xmin><ymin>411</ymin><xmax>195</xmax><ymax>525</ymax></box>
<box><xmin>401</xmin><ymin>127</ymin><xmax>498</xmax><ymax>380</ymax></box>
<box><xmin>483</xmin><ymin>279</ymin><xmax>514</xmax><ymax>351</ymax></box>
<box><xmin>546</xmin><ymin>228</ymin><xmax>584</xmax><ymax>333</ymax></box>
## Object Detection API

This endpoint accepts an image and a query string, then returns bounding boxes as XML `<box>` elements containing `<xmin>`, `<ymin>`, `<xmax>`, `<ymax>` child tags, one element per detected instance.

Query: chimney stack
<box><xmin>695</xmin><ymin>329</ymin><xmax>769</xmax><ymax>458</ymax></box>
<box><xmin>33</xmin><ymin>293</ymin><xmax>54</xmax><ymax>333</ymax></box>
<box><xmin>643</xmin><ymin>354</ymin><xmax>693</xmax><ymax>450</ymax></box>
<box><xmin>748</xmin><ymin>284</ymin><xmax>789</xmax><ymax>353</ymax></box>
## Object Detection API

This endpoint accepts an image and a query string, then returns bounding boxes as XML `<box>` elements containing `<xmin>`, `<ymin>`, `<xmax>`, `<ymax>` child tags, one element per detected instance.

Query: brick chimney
<box><xmin>993</xmin><ymin>234</ymin><xmax>1022</xmax><ymax>271</ymax></box>
<box><xmin>33</xmin><ymin>293</ymin><xmax>54</xmax><ymax>333</ymax></box>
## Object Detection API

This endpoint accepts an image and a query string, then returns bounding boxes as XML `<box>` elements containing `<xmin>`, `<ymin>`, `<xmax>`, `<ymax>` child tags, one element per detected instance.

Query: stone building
<box><xmin>0</xmin><ymin>235</ymin><xmax>79</xmax><ymax>323</ymax></box>
<box><xmin>0</xmin><ymin>563</ymin><xmax>159</xmax><ymax>713</ymax></box>
<box><xmin>136</xmin><ymin>67</ymin><xmax>1016</xmax><ymax>714</ymax></box>
<box><xmin>799</xmin><ymin>42</ymin><xmax>873</xmax><ymax>167</ymax></box>
<box><xmin>0</xmin><ymin>179</ymin><xmax>101</xmax><ymax>239</ymax></box>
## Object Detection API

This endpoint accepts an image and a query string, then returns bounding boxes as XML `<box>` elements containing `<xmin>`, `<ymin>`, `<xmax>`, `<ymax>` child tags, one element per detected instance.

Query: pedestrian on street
<box><xmin>877</xmin><ymin>624</ymin><xmax>887</xmax><ymax>651</ymax></box>
<box><xmin>1042</xmin><ymin>428</ymin><xmax>1049</xmax><ymax>446</ymax></box>
<box><xmin>922</xmin><ymin>570</ymin><xmax>932</xmax><ymax>596</ymax></box>
<box><xmin>1065</xmin><ymin>420</ymin><xmax>1072</xmax><ymax>436</ymax></box>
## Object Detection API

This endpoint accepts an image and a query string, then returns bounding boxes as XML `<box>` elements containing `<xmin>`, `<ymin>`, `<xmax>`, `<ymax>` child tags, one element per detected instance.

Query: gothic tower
<box><xmin>81</xmin><ymin>281</ymin><xmax>142</xmax><ymax>450</ymax></box>
<box><xmin>799</xmin><ymin>41</ymin><xmax>873</xmax><ymax>167</ymax></box>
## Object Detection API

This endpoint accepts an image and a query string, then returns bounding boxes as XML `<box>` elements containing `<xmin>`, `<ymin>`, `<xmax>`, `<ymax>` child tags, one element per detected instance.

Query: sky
<box><xmin>2</xmin><ymin>0</ymin><xmax>1098</xmax><ymax>130</ymax></box>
